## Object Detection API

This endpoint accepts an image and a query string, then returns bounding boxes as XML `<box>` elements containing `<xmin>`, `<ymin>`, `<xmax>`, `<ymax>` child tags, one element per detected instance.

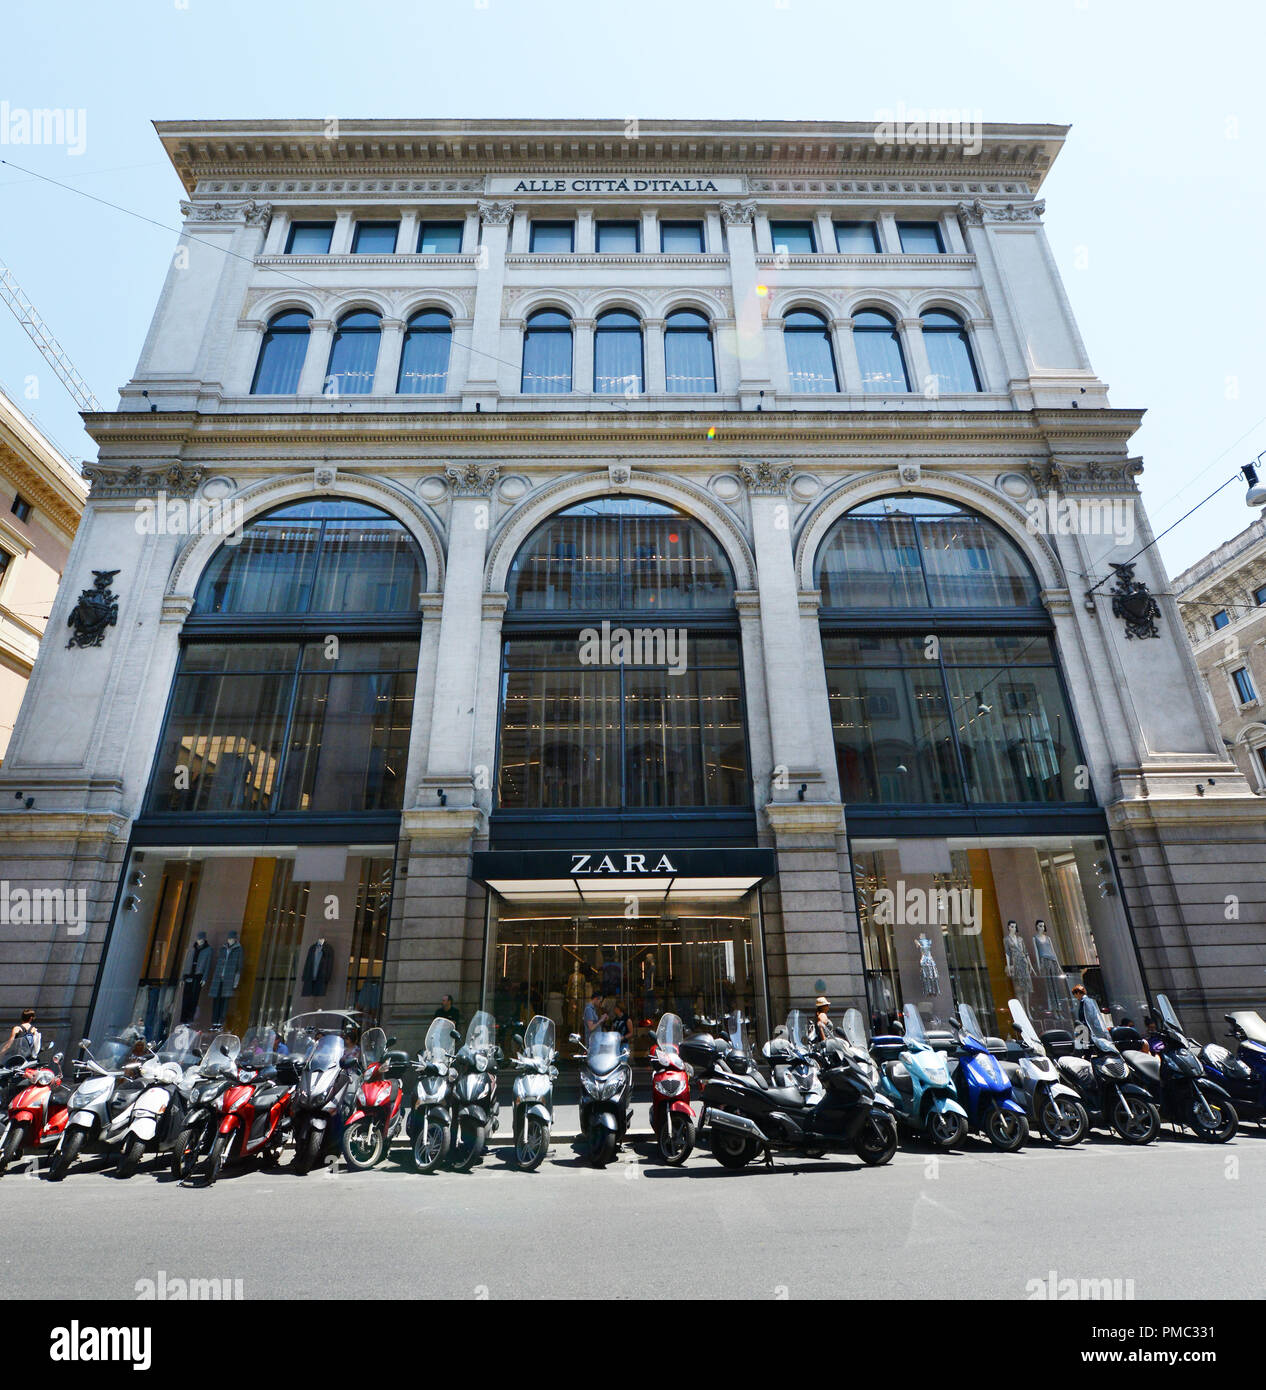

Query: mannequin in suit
<box><xmin>209</xmin><ymin>933</ymin><xmax>242</xmax><ymax>1028</ymax></box>
<box><xmin>180</xmin><ymin>931</ymin><xmax>212</xmax><ymax>1023</ymax></box>
<box><xmin>302</xmin><ymin>937</ymin><xmax>334</xmax><ymax>998</ymax></box>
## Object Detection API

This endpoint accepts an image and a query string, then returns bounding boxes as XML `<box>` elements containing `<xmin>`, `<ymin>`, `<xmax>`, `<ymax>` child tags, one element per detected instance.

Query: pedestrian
<box><xmin>809</xmin><ymin>995</ymin><xmax>836</xmax><ymax>1043</ymax></box>
<box><xmin>582</xmin><ymin>990</ymin><xmax>607</xmax><ymax>1041</ymax></box>
<box><xmin>433</xmin><ymin>994</ymin><xmax>460</xmax><ymax>1028</ymax></box>
<box><xmin>609</xmin><ymin>1000</ymin><xmax>630</xmax><ymax>1039</ymax></box>
<box><xmin>4</xmin><ymin>1008</ymin><xmax>40</xmax><ymax>1059</ymax></box>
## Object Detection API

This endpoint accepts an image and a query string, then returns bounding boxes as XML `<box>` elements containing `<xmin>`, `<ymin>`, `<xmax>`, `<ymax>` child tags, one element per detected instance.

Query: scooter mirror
<box><xmin>513</xmin><ymin>1035</ymin><xmax>524</xmax><ymax>1051</ymax></box>
<box><xmin>569</xmin><ymin>1033</ymin><xmax>582</xmax><ymax>1044</ymax></box>
<box><xmin>386</xmin><ymin>1036</ymin><xmax>397</xmax><ymax>1048</ymax></box>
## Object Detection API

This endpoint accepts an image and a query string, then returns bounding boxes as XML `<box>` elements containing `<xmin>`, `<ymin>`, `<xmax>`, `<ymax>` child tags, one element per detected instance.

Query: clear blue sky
<box><xmin>1</xmin><ymin>0</ymin><xmax>1262</xmax><ymax>577</ymax></box>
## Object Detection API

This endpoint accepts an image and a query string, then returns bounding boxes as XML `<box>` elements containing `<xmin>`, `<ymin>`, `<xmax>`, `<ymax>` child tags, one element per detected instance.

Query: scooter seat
<box><xmin>252</xmin><ymin>1085</ymin><xmax>288</xmax><ymax>1108</ymax></box>
<box><xmin>1000</xmin><ymin>1061</ymin><xmax>1021</xmax><ymax>1083</ymax></box>
<box><xmin>883</xmin><ymin>1061</ymin><xmax>914</xmax><ymax>1095</ymax></box>
<box><xmin>764</xmin><ymin>1084</ymin><xmax>808</xmax><ymax>1108</ymax></box>
<box><xmin>1123</xmin><ymin>1051</ymin><xmax>1160</xmax><ymax>1082</ymax></box>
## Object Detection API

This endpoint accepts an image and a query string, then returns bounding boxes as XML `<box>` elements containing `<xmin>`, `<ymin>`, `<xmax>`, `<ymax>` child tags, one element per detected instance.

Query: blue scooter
<box><xmin>1205</xmin><ymin>1011</ymin><xmax>1266</xmax><ymax>1129</ymax></box>
<box><xmin>871</xmin><ymin>1004</ymin><xmax>968</xmax><ymax>1150</ymax></box>
<box><xmin>950</xmin><ymin>1003</ymin><xmax>1028</xmax><ymax>1152</ymax></box>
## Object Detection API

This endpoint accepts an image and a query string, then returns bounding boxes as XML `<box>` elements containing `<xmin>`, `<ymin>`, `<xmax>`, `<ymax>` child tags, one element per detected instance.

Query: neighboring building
<box><xmin>1173</xmin><ymin>512</ymin><xmax>1266</xmax><ymax>793</ymax></box>
<box><xmin>1</xmin><ymin>117</ymin><xmax>1262</xmax><ymax>1055</ymax></box>
<box><xmin>0</xmin><ymin>386</ymin><xmax>87</xmax><ymax>763</ymax></box>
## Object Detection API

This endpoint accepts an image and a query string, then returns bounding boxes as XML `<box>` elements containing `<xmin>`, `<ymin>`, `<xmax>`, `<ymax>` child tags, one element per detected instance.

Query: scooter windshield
<box><xmin>903</xmin><ymin>1003</ymin><xmax>929</xmax><ymax>1044</ymax></box>
<box><xmin>423</xmin><ymin>1017</ymin><xmax>458</xmax><ymax>1061</ymax></box>
<box><xmin>522</xmin><ymin>1014</ymin><xmax>555</xmax><ymax>1062</ymax></box>
<box><xmin>656</xmin><ymin>1012</ymin><xmax>683</xmax><ymax>1053</ymax></box>
<box><xmin>361</xmin><ymin>1027</ymin><xmax>387</xmax><ymax>1066</ymax></box>
<box><xmin>1008</xmin><ymin>999</ymin><xmax>1044</xmax><ymax>1053</ymax></box>
<box><xmin>725</xmin><ymin>1011</ymin><xmax>747</xmax><ymax>1056</ymax></box>
<box><xmin>842</xmin><ymin>1007</ymin><xmax>869</xmax><ymax>1053</ymax></box>
<box><xmin>1230</xmin><ymin>1011</ymin><xmax>1266</xmax><ymax>1044</ymax></box>
<box><xmin>157</xmin><ymin>1025</ymin><xmax>202</xmax><ymax>1065</ymax></box>
<box><xmin>587</xmin><ymin>1030</ymin><xmax>625</xmax><ymax>1072</ymax></box>
<box><xmin>958</xmin><ymin>1003</ymin><xmax>988</xmax><ymax>1048</ymax></box>
<box><xmin>1156</xmin><ymin>993</ymin><xmax>1184</xmax><ymax>1035</ymax></box>
<box><xmin>201</xmin><ymin>1033</ymin><xmax>241</xmax><ymax>1076</ymax></box>
<box><xmin>1081</xmin><ymin>997</ymin><xmax>1116</xmax><ymax>1046</ymax></box>
<box><xmin>309</xmin><ymin>1033</ymin><xmax>343</xmax><ymax>1071</ymax></box>
<box><xmin>465</xmin><ymin>1011</ymin><xmax>496</xmax><ymax>1052</ymax></box>
<box><xmin>786</xmin><ymin>1010</ymin><xmax>809</xmax><ymax>1050</ymax></box>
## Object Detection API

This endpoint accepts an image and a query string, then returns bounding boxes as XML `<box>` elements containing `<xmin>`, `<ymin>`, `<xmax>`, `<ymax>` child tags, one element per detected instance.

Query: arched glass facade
<box><xmin>593</xmin><ymin>310</ymin><xmax>644</xmax><ymax>395</ymax></box>
<box><xmin>922</xmin><ymin>309</ymin><xmax>981</xmax><ymax>393</ymax></box>
<box><xmin>397</xmin><ymin>309</ymin><xmax>452</xmax><ymax>394</ymax></box>
<box><xmin>784</xmin><ymin>308</ymin><xmax>838</xmax><ymax>393</ymax></box>
<box><xmin>251</xmin><ymin>310</ymin><xmax>310</xmax><ymax>395</ymax></box>
<box><xmin>521</xmin><ymin>309</ymin><xmax>573</xmax><ymax>393</ymax></box>
<box><xmin>664</xmin><ymin>310</ymin><xmax>716</xmax><ymax>393</ymax></box>
<box><xmin>853</xmin><ymin>309</ymin><xmax>910</xmax><ymax>392</ymax></box>
<box><xmin>325</xmin><ymin>310</ymin><xmax>381</xmax><ymax>395</ymax></box>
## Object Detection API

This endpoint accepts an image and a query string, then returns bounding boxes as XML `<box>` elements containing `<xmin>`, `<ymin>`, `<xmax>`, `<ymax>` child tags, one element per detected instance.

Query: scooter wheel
<box><xmin>47</xmin><ymin>1128</ymin><xmax>84</xmax><ymax>1182</ymax></box>
<box><xmin>588</xmin><ymin>1126</ymin><xmax>617</xmax><ymax>1168</ymax></box>
<box><xmin>1112</xmin><ymin>1097</ymin><xmax>1160</xmax><ymax>1145</ymax></box>
<box><xmin>291</xmin><ymin>1124</ymin><xmax>324</xmax><ymax>1174</ymax></box>
<box><xmin>0</xmin><ymin>1122</ymin><xmax>25</xmax><ymax>1175</ymax></box>
<box><xmin>985</xmin><ymin>1105</ymin><xmax>1027</xmax><ymax>1152</ymax></box>
<box><xmin>710</xmin><ymin>1126</ymin><xmax>757</xmax><ymax>1170</ymax></box>
<box><xmin>926</xmin><ymin>1110</ymin><xmax>967</xmax><ymax>1150</ymax></box>
<box><xmin>341</xmin><ymin>1119</ymin><xmax>387</xmax><ymax>1171</ymax></box>
<box><xmin>1190</xmin><ymin>1097</ymin><xmax>1238</xmax><ymax>1144</ymax></box>
<box><xmin>412</xmin><ymin>1123</ymin><xmax>449</xmax><ymax>1174</ymax></box>
<box><xmin>657</xmin><ymin>1114</ymin><xmax>696</xmax><ymax>1166</ymax></box>
<box><xmin>1040</xmin><ymin>1096</ymin><xmax>1088</xmax><ymax>1147</ymax></box>
<box><xmin>515</xmin><ymin>1116</ymin><xmax>550</xmax><ymax>1171</ymax></box>
<box><xmin>449</xmin><ymin>1119</ymin><xmax>486</xmax><ymax>1172</ymax></box>
<box><xmin>171</xmin><ymin>1122</ymin><xmax>199</xmax><ymax>1178</ymax></box>
<box><xmin>115</xmin><ymin>1135</ymin><xmax>146</xmax><ymax>1180</ymax></box>
<box><xmin>857</xmin><ymin>1113</ymin><xmax>899</xmax><ymax>1166</ymax></box>
<box><xmin>203</xmin><ymin>1131</ymin><xmax>232</xmax><ymax>1186</ymax></box>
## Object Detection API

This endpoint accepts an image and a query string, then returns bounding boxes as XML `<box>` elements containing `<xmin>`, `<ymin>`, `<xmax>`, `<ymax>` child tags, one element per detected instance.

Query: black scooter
<box><xmin>700</xmin><ymin>1009</ymin><xmax>897</xmax><ymax>1170</ymax></box>
<box><xmin>1115</xmin><ymin>995</ymin><xmax>1237</xmax><ymax>1143</ymax></box>
<box><xmin>1042</xmin><ymin>997</ymin><xmax>1160</xmax><ymax>1144</ymax></box>
<box><xmin>571</xmin><ymin>1026</ymin><xmax>632</xmax><ymax>1167</ymax></box>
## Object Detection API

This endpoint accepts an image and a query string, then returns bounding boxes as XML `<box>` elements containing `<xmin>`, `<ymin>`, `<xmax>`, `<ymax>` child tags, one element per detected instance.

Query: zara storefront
<box><xmin>2</xmin><ymin>117</ymin><xmax>1263</xmax><ymax>1053</ymax></box>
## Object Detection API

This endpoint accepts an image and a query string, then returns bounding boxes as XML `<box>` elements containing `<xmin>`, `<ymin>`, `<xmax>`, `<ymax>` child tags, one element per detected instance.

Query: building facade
<box><xmin>1</xmin><ymin>117</ymin><xmax>1262</xmax><ymax>1056</ymax></box>
<box><xmin>1173</xmin><ymin>513</ymin><xmax>1266</xmax><ymax>793</ymax></box>
<box><xmin>0</xmin><ymin>387</ymin><xmax>87</xmax><ymax>764</ymax></box>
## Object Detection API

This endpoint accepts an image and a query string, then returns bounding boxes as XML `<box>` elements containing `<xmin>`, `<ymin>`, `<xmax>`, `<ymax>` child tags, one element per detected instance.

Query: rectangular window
<box><xmin>596</xmin><ymin>220</ymin><xmax>640</xmax><ymax>253</ymax></box>
<box><xmin>0</xmin><ymin>549</ymin><xmax>10</xmax><ymax>583</ymax></box>
<box><xmin>285</xmin><ymin>221</ymin><xmax>335</xmax><ymax>255</ymax></box>
<box><xmin>897</xmin><ymin>221</ymin><xmax>946</xmax><ymax>254</ymax></box>
<box><xmin>10</xmin><ymin>495</ymin><xmax>31</xmax><ymax>523</ymax></box>
<box><xmin>530</xmin><ymin>221</ymin><xmax>574</xmax><ymax>253</ymax></box>
<box><xmin>1233</xmin><ymin>666</ymin><xmax>1257</xmax><ymax>704</ymax></box>
<box><xmin>1212</xmin><ymin>609</ymin><xmax>1230</xmax><ymax>630</ymax></box>
<box><xmin>1258</xmin><ymin>746</ymin><xmax>1266</xmax><ymax>785</ymax></box>
<box><xmin>417</xmin><ymin>221</ymin><xmax>464</xmax><ymax>254</ymax></box>
<box><xmin>835</xmin><ymin>221</ymin><xmax>881</xmax><ymax>253</ymax></box>
<box><xmin>1255</xmin><ymin>586</ymin><xmax>1266</xmax><ymax>607</ymax></box>
<box><xmin>769</xmin><ymin>220</ymin><xmax>816</xmax><ymax>255</ymax></box>
<box><xmin>351</xmin><ymin>221</ymin><xmax>399</xmax><ymax>254</ymax></box>
<box><xmin>660</xmin><ymin>220</ymin><xmax>705</xmax><ymax>254</ymax></box>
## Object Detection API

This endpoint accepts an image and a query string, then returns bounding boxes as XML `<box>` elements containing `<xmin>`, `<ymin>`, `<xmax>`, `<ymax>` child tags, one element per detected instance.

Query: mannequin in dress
<box><xmin>1003</xmin><ymin>920</ymin><xmax>1033</xmax><ymax>1009</ymax></box>
<box><xmin>915</xmin><ymin>933</ymin><xmax>940</xmax><ymax>998</ymax></box>
<box><xmin>1033</xmin><ymin>919</ymin><xmax>1063</xmax><ymax>1013</ymax></box>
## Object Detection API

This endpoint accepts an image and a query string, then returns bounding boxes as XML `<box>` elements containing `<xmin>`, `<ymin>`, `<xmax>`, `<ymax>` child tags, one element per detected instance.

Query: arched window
<box><xmin>497</xmin><ymin>496</ymin><xmax>748</xmax><ymax>813</ymax></box>
<box><xmin>397</xmin><ymin>309</ymin><xmax>452</xmax><ymax>394</ymax></box>
<box><xmin>593</xmin><ymin>310</ymin><xmax>643</xmax><ymax>395</ymax></box>
<box><xmin>147</xmin><ymin>499</ymin><xmax>423</xmax><ymax>817</ymax></box>
<box><xmin>251</xmin><ymin>310</ymin><xmax>310</xmax><ymax>395</ymax></box>
<box><xmin>814</xmin><ymin>495</ymin><xmax>1087</xmax><ymax>807</ymax></box>
<box><xmin>922</xmin><ymin>309</ymin><xmax>981</xmax><ymax>393</ymax></box>
<box><xmin>325</xmin><ymin>310</ymin><xmax>381</xmax><ymax>395</ymax></box>
<box><xmin>664</xmin><ymin>309</ymin><xmax>716</xmax><ymax>393</ymax></box>
<box><xmin>521</xmin><ymin>309</ymin><xmax>573</xmax><ymax>393</ymax></box>
<box><xmin>784</xmin><ymin>308</ymin><xmax>838</xmax><ymax>393</ymax></box>
<box><xmin>853</xmin><ymin>309</ymin><xmax>910</xmax><ymax>393</ymax></box>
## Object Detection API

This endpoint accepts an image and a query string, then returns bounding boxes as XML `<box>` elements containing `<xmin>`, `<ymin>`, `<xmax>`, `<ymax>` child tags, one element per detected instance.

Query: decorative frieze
<box><xmin>179</xmin><ymin>198</ymin><xmax>271</xmax><ymax>228</ymax></box>
<box><xmin>83</xmin><ymin>463</ymin><xmax>206</xmax><ymax>499</ymax></box>
<box><xmin>957</xmin><ymin>198</ymin><xmax>1046</xmax><ymax>226</ymax></box>
<box><xmin>197</xmin><ymin>179</ymin><xmax>484</xmax><ymax>197</ymax></box>
<box><xmin>1028</xmin><ymin>460</ymin><xmax>1143</xmax><ymax>494</ymax></box>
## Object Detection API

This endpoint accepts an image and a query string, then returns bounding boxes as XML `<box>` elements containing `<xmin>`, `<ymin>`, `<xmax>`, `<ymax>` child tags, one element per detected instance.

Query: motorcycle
<box><xmin>1114</xmin><ymin>995</ymin><xmax>1237</xmax><ymax>1143</ymax></box>
<box><xmin>1044</xmin><ymin>998</ymin><xmax>1159</xmax><ymax>1143</ymax></box>
<box><xmin>448</xmin><ymin>1011</ymin><xmax>500</xmax><ymax>1172</ymax></box>
<box><xmin>871</xmin><ymin>1003</ymin><xmax>968</xmax><ymax>1150</ymax></box>
<box><xmin>948</xmin><ymin>1004</ymin><xmax>1028</xmax><ymax>1152</ymax></box>
<box><xmin>110</xmin><ymin>1026</ymin><xmax>204</xmax><ymax>1178</ymax></box>
<box><xmin>170</xmin><ymin>1033</ymin><xmax>242</xmax><ymax>1178</ymax></box>
<box><xmin>48</xmin><ymin>1036</ymin><xmax>152</xmax><ymax>1181</ymax></box>
<box><xmin>572</xmin><ymin>1025</ymin><xmax>633</xmax><ymax>1167</ymax></box>
<box><xmin>649</xmin><ymin>1012</ymin><xmax>696</xmax><ymax>1165</ymax></box>
<box><xmin>409</xmin><ymin>1017</ymin><xmax>459</xmax><ymax>1174</ymax></box>
<box><xmin>511</xmin><ymin>1014</ymin><xmax>556</xmax><ymax>1171</ymax></box>
<box><xmin>288</xmin><ymin>1028</ymin><xmax>352</xmax><ymax>1173</ymax></box>
<box><xmin>341</xmin><ymin>1027</ymin><xmax>405</xmax><ymax>1170</ymax></box>
<box><xmin>200</xmin><ymin>1029</ymin><xmax>297</xmax><ymax>1185</ymax></box>
<box><xmin>1211</xmin><ymin>1010</ymin><xmax>1266</xmax><ymax>1127</ymax></box>
<box><xmin>1008</xmin><ymin>999</ymin><xmax>1088</xmax><ymax>1146</ymax></box>
<box><xmin>701</xmin><ymin>1008</ymin><xmax>898</xmax><ymax>1170</ymax></box>
<box><xmin>0</xmin><ymin>1045</ymin><xmax>69</xmax><ymax>1175</ymax></box>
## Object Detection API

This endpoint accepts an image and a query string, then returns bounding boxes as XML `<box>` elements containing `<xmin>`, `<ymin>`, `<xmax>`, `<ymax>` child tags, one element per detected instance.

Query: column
<box><xmin>462</xmin><ymin>210</ymin><xmax>481</xmax><ymax>253</ymax></box>
<box><xmin>830</xmin><ymin>317</ymin><xmax>860</xmax><ymax>395</ymax></box>
<box><xmin>262</xmin><ymin>211</ymin><xmax>289</xmax><ymax>256</ymax></box>
<box><xmin>877</xmin><ymin>211</ymin><xmax>901</xmax><ymax>254</ymax></box>
<box><xmin>462</xmin><ymin>200</ymin><xmax>513</xmax><ymax>406</ymax></box>
<box><xmin>704</xmin><ymin>209</ymin><xmax>723</xmax><ymax>254</ymax></box>
<box><xmin>510</xmin><ymin>209</ymin><xmax>530</xmax><ymax>254</ymax></box>
<box><xmin>297</xmin><ymin>319</ymin><xmax>334</xmax><ymax>396</ymax></box>
<box><xmin>576</xmin><ymin>209</ymin><xmax>595</xmax><ymax>254</ymax></box>
<box><xmin>719</xmin><ymin>200</ymin><xmax>774</xmax><ymax>408</ymax></box>
<box><xmin>330</xmin><ymin>210</ymin><xmax>354</xmax><ymax>255</ymax></box>
<box><xmin>814</xmin><ymin>210</ymin><xmax>836</xmax><ymax>254</ymax></box>
<box><xmin>231</xmin><ymin>319</ymin><xmax>266</xmax><ymax>395</ymax></box>
<box><xmin>753</xmin><ymin>212</ymin><xmax>773</xmax><ymax>255</ymax></box>
<box><xmin>396</xmin><ymin>211</ymin><xmax>419</xmax><ymax>254</ymax></box>
<box><xmin>643</xmin><ymin>317</ymin><xmax>666</xmax><ymax>393</ymax></box>
<box><xmin>573</xmin><ymin>318</ymin><xmax>595</xmax><ymax>394</ymax></box>
<box><xmin>901</xmin><ymin>317</ymin><xmax>934</xmax><ymax>398</ymax></box>
<box><xmin>374</xmin><ymin>318</ymin><xmax>405</xmax><ymax>394</ymax></box>
<box><xmin>640</xmin><ymin>208</ymin><xmax>658</xmax><ymax>253</ymax></box>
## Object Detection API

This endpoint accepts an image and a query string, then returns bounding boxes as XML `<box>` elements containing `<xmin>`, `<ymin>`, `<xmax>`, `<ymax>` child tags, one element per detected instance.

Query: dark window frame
<box><xmin>10</xmin><ymin>495</ymin><xmax>32</xmax><ymax>523</ymax></box>
<box><xmin>595</xmin><ymin>220</ymin><xmax>641</xmax><ymax>254</ymax></box>
<box><xmin>416</xmin><ymin>221</ymin><xmax>465</xmax><ymax>254</ymax></box>
<box><xmin>769</xmin><ymin>220</ymin><xmax>818</xmax><ymax>255</ymax></box>
<box><xmin>284</xmin><ymin>221</ymin><xmax>335</xmax><ymax>255</ymax></box>
<box><xmin>529</xmin><ymin>220</ymin><xmax>575</xmax><ymax>254</ymax></box>
<box><xmin>659</xmin><ymin>220</ymin><xmax>706</xmax><ymax>254</ymax></box>
<box><xmin>350</xmin><ymin>220</ymin><xmax>400</xmax><ymax>255</ymax></box>
<box><xmin>896</xmin><ymin>220</ymin><xmax>946</xmax><ymax>254</ymax></box>
<box><xmin>1233</xmin><ymin>666</ymin><xmax>1257</xmax><ymax>704</ymax></box>
<box><xmin>834</xmin><ymin>220</ymin><xmax>882</xmax><ymax>253</ymax></box>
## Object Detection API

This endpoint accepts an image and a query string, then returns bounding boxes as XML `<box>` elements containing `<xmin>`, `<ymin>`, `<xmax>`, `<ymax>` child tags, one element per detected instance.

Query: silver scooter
<box><xmin>48</xmin><ymin>1035</ymin><xmax>152</xmax><ymax>1181</ymax></box>
<box><xmin>511</xmin><ymin>1014</ymin><xmax>557</xmax><ymax>1170</ymax></box>
<box><xmin>1008</xmin><ymin>998</ymin><xmax>1088</xmax><ymax>1145</ymax></box>
<box><xmin>409</xmin><ymin>1016</ymin><xmax>459</xmax><ymax>1173</ymax></box>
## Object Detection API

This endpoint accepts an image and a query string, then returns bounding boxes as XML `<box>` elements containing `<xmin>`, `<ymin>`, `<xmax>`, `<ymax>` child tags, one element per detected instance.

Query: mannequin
<box><xmin>1003</xmin><ymin>921</ymin><xmax>1033</xmax><ymax>1009</ymax></box>
<box><xmin>180</xmin><ymin>931</ymin><xmax>212</xmax><ymax>1023</ymax></box>
<box><xmin>915</xmin><ymin>933</ymin><xmax>940</xmax><ymax>998</ymax></box>
<box><xmin>302</xmin><ymin>937</ymin><xmax>334</xmax><ymax>998</ymax></box>
<box><xmin>1033</xmin><ymin>919</ymin><xmax>1065</xmax><ymax>1015</ymax></box>
<box><xmin>209</xmin><ymin>932</ymin><xmax>242</xmax><ymax>1029</ymax></box>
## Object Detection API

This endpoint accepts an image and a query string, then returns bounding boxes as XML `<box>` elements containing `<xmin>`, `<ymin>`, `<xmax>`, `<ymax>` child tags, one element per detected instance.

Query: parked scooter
<box><xmin>871</xmin><ymin>1004</ymin><xmax>968</xmax><ymax>1150</ymax></box>
<box><xmin>702</xmin><ymin>1009</ymin><xmax>898</xmax><ymax>1169</ymax></box>
<box><xmin>341</xmin><ymin>1027</ymin><xmax>405</xmax><ymax>1170</ymax></box>
<box><xmin>410</xmin><ymin>1017</ymin><xmax>459</xmax><ymax>1174</ymax></box>
<box><xmin>289</xmin><ymin>1029</ymin><xmax>353</xmax><ymax>1173</ymax></box>
<box><xmin>1044</xmin><ymin>998</ymin><xmax>1160</xmax><ymax>1143</ymax></box>
<box><xmin>111</xmin><ymin>1026</ymin><xmax>204</xmax><ymax>1177</ymax></box>
<box><xmin>1114</xmin><ymin>995</ymin><xmax>1237</xmax><ymax>1143</ymax></box>
<box><xmin>572</xmin><ymin>1025</ymin><xmax>633</xmax><ymax>1167</ymax></box>
<box><xmin>511</xmin><ymin>1014</ymin><xmax>557</xmax><ymax>1171</ymax></box>
<box><xmin>949</xmin><ymin>1004</ymin><xmax>1028</xmax><ymax>1152</ymax></box>
<box><xmin>200</xmin><ymin>1029</ymin><xmax>297</xmax><ymax>1185</ymax></box>
<box><xmin>1210</xmin><ymin>1010</ymin><xmax>1266</xmax><ymax>1127</ymax></box>
<box><xmin>1008</xmin><ymin>999</ymin><xmax>1088</xmax><ymax>1146</ymax></box>
<box><xmin>170</xmin><ymin>1032</ymin><xmax>241</xmax><ymax>1178</ymax></box>
<box><xmin>649</xmin><ymin>1012</ymin><xmax>696</xmax><ymax>1165</ymax></box>
<box><xmin>48</xmin><ymin>1036</ymin><xmax>152</xmax><ymax>1181</ymax></box>
<box><xmin>0</xmin><ymin>1045</ymin><xmax>69</xmax><ymax>1175</ymax></box>
<box><xmin>447</xmin><ymin>1011</ymin><xmax>500</xmax><ymax>1172</ymax></box>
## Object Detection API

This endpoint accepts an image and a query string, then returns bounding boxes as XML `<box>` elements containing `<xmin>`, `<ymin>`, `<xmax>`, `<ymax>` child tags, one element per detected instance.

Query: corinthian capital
<box><xmin>477</xmin><ymin>200</ymin><xmax>515</xmax><ymax>227</ymax></box>
<box><xmin>739</xmin><ymin>462</ymin><xmax>792</xmax><ymax>496</ymax></box>
<box><xmin>719</xmin><ymin>199</ymin><xmax>757</xmax><ymax>227</ymax></box>
<box><xmin>445</xmin><ymin>463</ymin><xmax>501</xmax><ymax>497</ymax></box>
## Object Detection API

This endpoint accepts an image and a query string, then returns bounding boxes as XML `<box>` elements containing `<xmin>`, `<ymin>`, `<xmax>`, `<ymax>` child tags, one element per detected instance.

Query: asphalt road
<box><xmin>3</xmin><ymin>1130</ymin><xmax>1264</xmax><ymax>1300</ymax></box>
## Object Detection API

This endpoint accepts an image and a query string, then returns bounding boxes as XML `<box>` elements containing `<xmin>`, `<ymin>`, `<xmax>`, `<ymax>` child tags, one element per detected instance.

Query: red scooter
<box><xmin>0</xmin><ymin>1049</ymin><xmax>70</xmax><ymax>1175</ymax></box>
<box><xmin>649</xmin><ymin>1012</ymin><xmax>696</xmax><ymax>1164</ymax></box>
<box><xmin>200</xmin><ymin>1031</ymin><xmax>296</xmax><ymax>1186</ymax></box>
<box><xmin>340</xmin><ymin>1027</ymin><xmax>404</xmax><ymax>1170</ymax></box>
